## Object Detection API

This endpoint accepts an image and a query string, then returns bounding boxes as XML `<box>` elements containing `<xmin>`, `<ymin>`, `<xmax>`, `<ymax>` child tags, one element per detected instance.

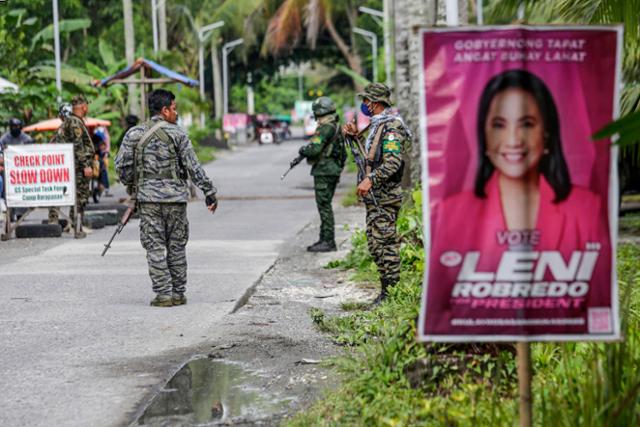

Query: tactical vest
<box><xmin>309</xmin><ymin>121</ymin><xmax>345</xmax><ymax>167</ymax></box>
<box><xmin>365</xmin><ymin>123</ymin><xmax>404</xmax><ymax>184</ymax></box>
<box><xmin>134</xmin><ymin>120</ymin><xmax>186</xmax><ymax>187</ymax></box>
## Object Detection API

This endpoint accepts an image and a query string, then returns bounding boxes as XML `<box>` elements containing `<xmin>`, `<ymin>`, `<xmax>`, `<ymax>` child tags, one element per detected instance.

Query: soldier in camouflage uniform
<box><xmin>343</xmin><ymin>83</ymin><xmax>411</xmax><ymax>303</ymax></box>
<box><xmin>298</xmin><ymin>97</ymin><xmax>346</xmax><ymax>252</ymax></box>
<box><xmin>115</xmin><ymin>89</ymin><xmax>218</xmax><ymax>307</ymax></box>
<box><xmin>49</xmin><ymin>96</ymin><xmax>96</xmax><ymax>238</ymax></box>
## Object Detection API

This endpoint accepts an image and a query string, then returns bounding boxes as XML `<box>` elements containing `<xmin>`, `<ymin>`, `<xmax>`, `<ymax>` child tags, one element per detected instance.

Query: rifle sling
<box><xmin>364</xmin><ymin>124</ymin><xmax>386</xmax><ymax>176</ymax></box>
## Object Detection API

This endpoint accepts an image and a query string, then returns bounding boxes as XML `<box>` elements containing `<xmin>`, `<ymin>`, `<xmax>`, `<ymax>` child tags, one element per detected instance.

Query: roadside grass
<box><xmin>193</xmin><ymin>141</ymin><xmax>217</xmax><ymax>164</ymax></box>
<box><xmin>623</xmin><ymin>193</ymin><xmax>640</xmax><ymax>203</ymax></box>
<box><xmin>289</xmin><ymin>188</ymin><xmax>640</xmax><ymax>426</ymax></box>
<box><xmin>620</xmin><ymin>213</ymin><xmax>640</xmax><ymax>235</ymax></box>
<box><xmin>341</xmin><ymin>184</ymin><xmax>359</xmax><ymax>208</ymax></box>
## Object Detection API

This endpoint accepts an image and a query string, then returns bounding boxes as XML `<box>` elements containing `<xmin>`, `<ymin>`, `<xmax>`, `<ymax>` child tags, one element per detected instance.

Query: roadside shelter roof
<box><xmin>94</xmin><ymin>57</ymin><xmax>198</xmax><ymax>87</ymax></box>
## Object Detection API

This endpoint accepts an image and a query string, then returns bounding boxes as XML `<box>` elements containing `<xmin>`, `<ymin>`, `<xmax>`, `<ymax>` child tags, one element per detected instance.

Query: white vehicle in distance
<box><xmin>303</xmin><ymin>114</ymin><xmax>317</xmax><ymax>139</ymax></box>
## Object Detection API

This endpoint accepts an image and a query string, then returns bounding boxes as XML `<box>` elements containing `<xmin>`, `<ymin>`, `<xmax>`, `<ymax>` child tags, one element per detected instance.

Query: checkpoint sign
<box><xmin>4</xmin><ymin>144</ymin><xmax>76</xmax><ymax>208</ymax></box>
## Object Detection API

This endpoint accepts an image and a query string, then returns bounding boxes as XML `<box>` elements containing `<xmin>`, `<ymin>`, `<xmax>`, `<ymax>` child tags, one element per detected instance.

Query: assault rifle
<box><xmin>101</xmin><ymin>201</ymin><xmax>136</xmax><ymax>256</ymax></box>
<box><xmin>343</xmin><ymin>132</ymin><xmax>380</xmax><ymax>207</ymax></box>
<box><xmin>280</xmin><ymin>154</ymin><xmax>304</xmax><ymax>180</ymax></box>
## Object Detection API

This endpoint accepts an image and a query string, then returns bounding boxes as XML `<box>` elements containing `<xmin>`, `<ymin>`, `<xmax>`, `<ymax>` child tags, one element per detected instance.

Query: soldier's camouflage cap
<box><xmin>357</xmin><ymin>83</ymin><xmax>392</xmax><ymax>106</ymax></box>
<box><xmin>71</xmin><ymin>94</ymin><xmax>89</xmax><ymax>105</ymax></box>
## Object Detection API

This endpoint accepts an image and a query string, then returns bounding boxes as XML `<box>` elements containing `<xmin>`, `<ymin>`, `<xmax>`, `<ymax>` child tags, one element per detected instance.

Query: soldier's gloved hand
<box><xmin>206</xmin><ymin>194</ymin><xmax>218</xmax><ymax>214</ymax></box>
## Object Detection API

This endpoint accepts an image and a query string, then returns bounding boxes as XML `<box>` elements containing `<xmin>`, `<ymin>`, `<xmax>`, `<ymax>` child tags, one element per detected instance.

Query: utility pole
<box><xmin>151</xmin><ymin>0</ymin><xmax>159</xmax><ymax>53</ymax></box>
<box><xmin>446</xmin><ymin>0</ymin><xmax>459</xmax><ymax>25</ymax></box>
<box><xmin>158</xmin><ymin>0</ymin><xmax>167</xmax><ymax>51</ymax></box>
<box><xmin>353</xmin><ymin>27</ymin><xmax>378</xmax><ymax>82</ymax></box>
<box><xmin>359</xmin><ymin>6</ymin><xmax>391</xmax><ymax>87</ymax></box>
<box><xmin>197</xmin><ymin>21</ymin><xmax>225</xmax><ymax>128</ymax></box>
<box><xmin>52</xmin><ymin>0</ymin><xmax>62</xmax><ymax>102</ymax></box>
<box><xmin>123</xmin><ymin>0</ymin><xmax>138</xmax><ymax>116</ymax></box>
<box><xmin>222</xmin><ymin>38</ymin><xmax>244</xmax><ymax>115</ymax></box>
<box><xmin>247</xmin><ymin>72</ymin><xmax>255</xmax><ymax>115</ymax></box>
<box><xmin>297</xmin><ymin>66</ymin><xmax>304</xmax><ymax>101</ymax></box>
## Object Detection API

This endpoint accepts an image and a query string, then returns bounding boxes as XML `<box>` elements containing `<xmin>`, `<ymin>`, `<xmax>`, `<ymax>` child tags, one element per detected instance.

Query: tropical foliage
<box><xmin>487</xmin><ymin>0</ymin><xmax>640</xmax><ymax>169</ymax></box>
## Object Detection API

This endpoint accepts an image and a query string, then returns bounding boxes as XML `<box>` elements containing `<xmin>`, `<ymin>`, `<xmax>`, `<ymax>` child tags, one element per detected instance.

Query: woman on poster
<box><xmin>427</xmin><ymin>69</ymin><xmax>611</xmax><ymax>334</ymax></box>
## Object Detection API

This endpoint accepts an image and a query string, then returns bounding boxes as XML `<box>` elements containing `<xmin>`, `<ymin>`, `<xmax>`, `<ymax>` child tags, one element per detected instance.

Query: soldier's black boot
<box><xmin>306</xmin><ymin>240</ymin><xmax>323</xmax><ymax>251</ymax></box>
<box><xmin>308</xmin><ymin>241</ymin><xmax>337</xmax><ymax>252</ymax></box>
<box><xmin>372</xmin><ymin>278</ymin><xmax>395</xmax><ymax>305</ymax></box>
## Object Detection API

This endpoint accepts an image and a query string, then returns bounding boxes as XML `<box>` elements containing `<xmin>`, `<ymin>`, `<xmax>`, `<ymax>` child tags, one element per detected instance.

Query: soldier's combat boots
<box><xmin>372</xmin><ymin>278</ymin><xmax>396</xmax><ymax>305</ymax></box>
<box><xmin>172</xmin><ymin>294</ymin><xmax>187</xmax><ymax>306</ymax></box>
<box><xmin>307</xmin><ymin>241</ymin><xmax>336</xmax><ymax>252</ymax></box>
<box><xmin>306</xmin><ymin>241</ymin><xmax>323</xmax><ymax>251</ymax></box>
<box><xmin>150</xmin><ymin>295</ymin><xmax>173</xmax><ymax>307</ymax></box>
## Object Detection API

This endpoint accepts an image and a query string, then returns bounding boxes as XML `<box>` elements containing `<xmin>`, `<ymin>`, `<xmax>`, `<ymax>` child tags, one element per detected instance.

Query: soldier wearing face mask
<box><xmin>342</xmin><ymin>83</ymin><xmax>413</xmax><ymax>304</ymax></box>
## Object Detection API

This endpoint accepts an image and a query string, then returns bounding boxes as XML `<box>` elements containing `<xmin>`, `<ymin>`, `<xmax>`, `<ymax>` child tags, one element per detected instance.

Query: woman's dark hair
<box><xmin>474</xmin><ymin>69</ymin><xmax>571</xmax><ymax>203</ymax></box>
<box><xmin>148</xmin><ymin>89</ymin><xmax>175</xmax><ymax>116</ymax></box>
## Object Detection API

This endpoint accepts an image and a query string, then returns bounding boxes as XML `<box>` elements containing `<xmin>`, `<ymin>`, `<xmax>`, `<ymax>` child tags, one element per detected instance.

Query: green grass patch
<box><xmin>622</xmin><ymin>194</ymin><xmax>640</xmax><ymax>203</ymax></box>
<box><xmin>620</xmin><ymin>213</ymin><xmax>640</xmax><ymax>235</ymax></box>
<box><xmin>194</xmin><ymin>144</ymin><xmax>216</xmax><ymax>164</ymax></box>
<box><xmin>341</xmin><ymin>184</ymin><xmax>359</xmax><ymax>208</ymax></box>
<box><xmin>290</xmin><ymin>186</ymin><xmax>640</xmax><ymax>426</ymax></box>
<box><xmin>340</xmin><ymin>301</ymin><xmax>371</xmax><ymax>311</ymax></box>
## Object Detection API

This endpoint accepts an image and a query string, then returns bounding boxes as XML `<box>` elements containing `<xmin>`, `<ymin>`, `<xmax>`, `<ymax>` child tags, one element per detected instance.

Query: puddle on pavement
<box><xmin>137</xmin><ymin>358</ymin><xmax>293</xmax><ymax>426</ymax></box>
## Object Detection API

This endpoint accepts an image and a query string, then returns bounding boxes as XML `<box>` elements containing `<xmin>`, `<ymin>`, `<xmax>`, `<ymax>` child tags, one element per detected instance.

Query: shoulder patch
<box><xmin>311</xmin><ymin>135</ymin><xmax>322</xmax><ymax>145</ymax></box>
<box><xmin>382</xmin><ymin>132</ymin><xmax>401</xmax><ymax>154</ymax></box>
<box><xmin>73</xmin><ymin>127</ymin><xmax>83</xmax><ymax>138</ymax></box>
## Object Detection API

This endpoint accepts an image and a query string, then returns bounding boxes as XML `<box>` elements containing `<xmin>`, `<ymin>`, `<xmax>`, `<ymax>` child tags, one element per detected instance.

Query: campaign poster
<box><xmin>418</xmin><ymin>26</ymin><xmax>622</xmax><ymax>342</ymax></box>
<box><xmin>4</xmin><ymin>144</ymin><xmax>76</xmax><ymax>208</ymax></box>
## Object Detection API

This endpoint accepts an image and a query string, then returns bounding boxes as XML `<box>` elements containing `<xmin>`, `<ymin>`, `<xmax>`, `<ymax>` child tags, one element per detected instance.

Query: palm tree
<box><xmin>174</xmin><ymin>0</ymin><xmax>262</xmax><ymax>119</ymax></box>
<box><xmin>262</xmin><ymin>0</ymin><xmax>365</xmax><ymax>89</ymax></box>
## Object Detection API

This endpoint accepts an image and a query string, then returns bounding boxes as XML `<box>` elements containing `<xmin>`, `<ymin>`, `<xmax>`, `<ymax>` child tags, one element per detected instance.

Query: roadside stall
<box><xmin>93</xmin><ymin>57</ymin><xmax>199</xmax><ymax>121</ymax></box>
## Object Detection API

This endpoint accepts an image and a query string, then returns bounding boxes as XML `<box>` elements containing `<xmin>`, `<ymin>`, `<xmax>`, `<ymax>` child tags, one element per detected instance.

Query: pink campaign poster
<box><xmin>418</xmin><ymin>26</ymin><xmax>622</xmax><ymax>342</ymax></box>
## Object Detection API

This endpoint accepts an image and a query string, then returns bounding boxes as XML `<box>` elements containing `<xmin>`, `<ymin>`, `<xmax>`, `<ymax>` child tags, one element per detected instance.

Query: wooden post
<box><xmin>140</xmin><ymin>67</ymin><xmax>146</xmax><ymax>121</ymax></box>
<box><xmin>517</xmin><ymin>342</ymin><xmax>532</xmax><ymax>427</ymax></box>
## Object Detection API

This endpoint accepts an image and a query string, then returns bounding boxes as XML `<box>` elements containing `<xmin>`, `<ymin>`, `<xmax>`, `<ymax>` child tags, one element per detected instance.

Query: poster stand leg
<box><xmin>517</xmin><ymin>342</ymin><xmax>533</xmax><ymax>427</ymax></box>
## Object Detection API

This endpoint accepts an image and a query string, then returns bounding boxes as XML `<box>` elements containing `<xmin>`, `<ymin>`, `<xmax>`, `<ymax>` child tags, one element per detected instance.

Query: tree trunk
<box><xmin>394</xmin><ymin>0</ymin><xmax>468</xmax><ymax>187</ymax></box>
<box><xmin>211</xmin><ymin>39</ymin><xmax>223</xmax><ymax>120</ymax></box>
<box><xmin>324</xmin><ymin>9</ymin><xmax>364</xmax><ymax>91</ymax></box>
<box><xmin>122</xmin><ymin>0</ymin><xmax>138</xmax><ymax>116</ymax></box>
<box><xmin>159</xmin><ymin>0</ymin><xmax>168</xmax><ymax>51</ymax></box>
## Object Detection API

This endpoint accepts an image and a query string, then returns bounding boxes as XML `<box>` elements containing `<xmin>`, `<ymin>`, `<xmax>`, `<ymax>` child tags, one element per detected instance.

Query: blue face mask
<box><xmin>360</xmin><ymin>102</ymin><xmax>372</xmax><ymax>117</ymax></box>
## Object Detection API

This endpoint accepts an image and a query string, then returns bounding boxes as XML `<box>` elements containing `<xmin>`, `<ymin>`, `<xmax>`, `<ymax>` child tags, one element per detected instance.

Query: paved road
<box><xmin>0</xmin><ymin>136</ymin><xmax>346</xmax><ymax>427</ymax></box>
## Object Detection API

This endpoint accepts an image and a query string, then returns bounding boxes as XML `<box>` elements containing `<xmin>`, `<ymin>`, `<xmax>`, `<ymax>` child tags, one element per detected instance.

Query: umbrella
<box><xmin>23</xmin><ymin>117</ymin><xmax>112</xmax><ymax>132</ymax></box>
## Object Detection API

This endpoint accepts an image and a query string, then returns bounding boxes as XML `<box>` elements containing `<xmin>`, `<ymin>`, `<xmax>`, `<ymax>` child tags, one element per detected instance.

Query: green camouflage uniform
<box><xmin>115</xmin><ymin>116</ymin><xmax>216</xmax><ymax>299</ymax></box>
<box><xmin>299</xmin><ymin>114</ymin><xmax>344</xmax><ymax>244</ymax></box>
<box><xmin>48</xmin><ymin>113</ymin><xmax>95</xmax><ymax>226</ymax></box>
